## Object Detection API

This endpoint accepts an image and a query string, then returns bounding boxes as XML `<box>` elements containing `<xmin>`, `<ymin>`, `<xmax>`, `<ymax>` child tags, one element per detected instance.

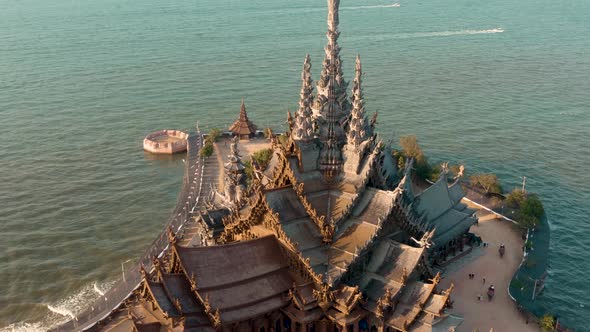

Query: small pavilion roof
<box><xmin>229</xmin><ymin>100</ymin><xmax>257</xmax><ymax>136</ymax></box>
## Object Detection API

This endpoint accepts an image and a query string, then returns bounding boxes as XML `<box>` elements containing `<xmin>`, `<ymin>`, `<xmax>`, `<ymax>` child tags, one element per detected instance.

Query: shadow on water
<box><xmin>142</xmin><ymin>151</ymin><xmax>187</xmax><ymax>164</ymax></box>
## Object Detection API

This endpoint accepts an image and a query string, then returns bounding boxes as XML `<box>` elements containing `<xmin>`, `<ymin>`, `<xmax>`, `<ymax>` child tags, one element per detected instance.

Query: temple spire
<box><xmin>347</xmin><ymin>54</ymin><xmax>368</xmax><ymax>147</ymax></box>
<box><xmin>316</xmin><ymin>0</ymin><xmax>349</xmax><ymax>121</ymax></box>
<box><xmin>327</xmin><ymin>0</ymin><xmax>339</xmax><ymax>32</ymax></box>
<box><xmin>239</xmin><ymin>99</ymin><xmax>247</xmax><ymax>121</ymax></box>
<box><xmin>319</xmin><ymin>66</ymin><xmax>343</xmax><ymax>181</ymax></box>
<box><xmin>293</xmin><ymin>54</ymin><xmax>315</xmax><ymax>143</ymax></box>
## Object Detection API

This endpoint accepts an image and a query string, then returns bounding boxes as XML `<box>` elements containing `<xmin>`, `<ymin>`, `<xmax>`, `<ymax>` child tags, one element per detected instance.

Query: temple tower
<box><xmin>346</xmin><ymin>55</ymin><xmax>369</xmax><ymax>147</ymax></box>
<box><xmin>319</xmin><ymin>69</ymin><xmax>343</xmax><ymax>181</ymax></box>
<box><xmin>292</xmin><ymin>54</ymin><xmax>315</xmax><ymax>143</ymax></box>
<box><xmin>314</xmin><ymin>0</ymin><xmax>350</xmax><ymax>131</ymax></box>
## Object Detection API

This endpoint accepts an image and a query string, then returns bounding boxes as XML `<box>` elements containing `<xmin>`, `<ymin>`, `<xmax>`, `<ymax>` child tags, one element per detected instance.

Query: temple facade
<box><xmin>88</xmin><ymin>1</ymin><xmax>477</xmax><ymax>331</ymax></box>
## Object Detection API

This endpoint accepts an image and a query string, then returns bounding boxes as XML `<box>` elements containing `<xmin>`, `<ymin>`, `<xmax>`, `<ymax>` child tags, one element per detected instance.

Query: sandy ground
<box><xmin>439</xmin><ymin>204</ymin><xmax>540</xmax><ymax>332</ymax></box>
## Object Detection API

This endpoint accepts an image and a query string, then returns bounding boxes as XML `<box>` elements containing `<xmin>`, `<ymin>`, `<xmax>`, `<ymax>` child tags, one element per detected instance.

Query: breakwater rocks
<box><xmin>143</xmin><ymin>129</ymin><xmax>188</xmax><ymax>154</ymax></box>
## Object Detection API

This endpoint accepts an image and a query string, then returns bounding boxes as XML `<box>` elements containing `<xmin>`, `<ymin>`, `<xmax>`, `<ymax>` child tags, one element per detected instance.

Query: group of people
<box><xmin>468</xmin><ymin>272</ymin><xmax>496</xmax><ymax>301</ymax></box>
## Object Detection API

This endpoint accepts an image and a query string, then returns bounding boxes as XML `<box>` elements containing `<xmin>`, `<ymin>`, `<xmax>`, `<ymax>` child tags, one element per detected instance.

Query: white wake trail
<box><xmin>411</xmin><ymin>28</ymin><xmax>505</xmax><ymax>38</ymax></box>
<box><xmin>352</xmin><ymin>28</ymin><xmax>505</xmax><ymax>42</ymax></box>
<box><xmin>343</xmin><ymin>3</ymin><xmax>400</xmax><ymax>10</ymax></box>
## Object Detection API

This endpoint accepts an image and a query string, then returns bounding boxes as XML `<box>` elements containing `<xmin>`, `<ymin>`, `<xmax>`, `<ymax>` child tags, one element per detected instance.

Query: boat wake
<box><xmin>343</xmin><ymin>3</ymin><xmax>400</xmax><ymax>10</ymax></box>
<box><xmin>0</xmin><ymin>280</ymin><xmax>115</xmax><ymax>332</ymax></box>
<box><xmin>352</xmin><ymin>28</ymin><xmax>505</xmax><ymax>42</ymax></box>
<box><xmin>411</xmin><ymin>28</ymin><xmax>505</xmax><ymax>38</ymax></box>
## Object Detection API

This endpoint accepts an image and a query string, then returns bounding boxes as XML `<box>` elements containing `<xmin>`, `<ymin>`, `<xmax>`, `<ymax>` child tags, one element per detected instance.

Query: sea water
<box><xmin>1</xmin><ymin>0</ymin><xmax>588</xmax><ymax>329</ymax></box>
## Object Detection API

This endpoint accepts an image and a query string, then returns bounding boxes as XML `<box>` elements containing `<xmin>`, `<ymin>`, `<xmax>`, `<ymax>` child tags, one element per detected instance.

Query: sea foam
<box><xmin>0</xmin><ymin>281</ymin><xmax>115</xmax><ymax>332</ymax></box>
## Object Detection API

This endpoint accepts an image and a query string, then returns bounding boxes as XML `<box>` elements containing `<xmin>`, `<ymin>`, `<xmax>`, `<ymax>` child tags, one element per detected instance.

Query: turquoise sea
<box><xmin>1</xmin><ymin>0</ymin><xmax>589</xmax><ymax>330</ymax></box>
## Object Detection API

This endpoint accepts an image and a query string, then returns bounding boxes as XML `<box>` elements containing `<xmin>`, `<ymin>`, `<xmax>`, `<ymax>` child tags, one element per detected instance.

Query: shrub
<box><xmin>469</xmin><ymin>173</ymin><xmax>503</xmax><ymax>194</ymax></box>
<box><xmin>199</xmin><ymin>142</ymin><xmax>214</xmax><ymax>157</ymax></box>
<box><xmin>508</xmin><ymin>189</ymin><xmax>545</xmax><ymax>229</ymax></box>
<box><xmin>251</xmin><ymin>148</ymin><xmax>273</xmax><ymax>170</ymax></box>
<box><xmin>397</xmin><ymin>155</ymin><xmax>406</xmax><ymax>171</ymax></box>
<box><xmin>506</xmin><ymin>189</ymin><xmax>527</xmax><ymax>209</ymax></box>
<box><xmin>244</xmin><ymin>160</ymin><xmax>254</xmax><ymax>181</ymax></box>
<box><xmin>399</xmin><ymin>135</ymin><xmax>424</xmax><ymax>160</ymax></box>
<box><xmin>539</xmin><ymin>314</ymin><xmax>556</xmax><ymax>332</ymax></box>
<box><xmin>398</xmin><ymin>135</ymin><xmax>436</xmax><ymax>181</ymax></box>
<box><xmin>521</xmin><ymin>194</ymin><xmax>545</xmax><ymax>220</ymax></box>
<box><xmin>205</xmin><ymin>128</ymin><xmax>221</xmax><ymax>144</ymax></box>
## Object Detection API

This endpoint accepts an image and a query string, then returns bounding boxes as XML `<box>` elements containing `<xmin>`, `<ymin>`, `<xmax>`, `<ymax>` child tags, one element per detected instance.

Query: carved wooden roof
<box><xmin>229</xmin><ymin>100</ymin><xmax>257</xmax><ymax>136</ymax></box>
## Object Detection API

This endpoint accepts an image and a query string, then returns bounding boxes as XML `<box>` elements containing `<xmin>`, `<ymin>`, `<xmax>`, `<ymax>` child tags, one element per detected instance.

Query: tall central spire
<box><xmin>327</xmin><ymin>0</ymin><xmax>340</xmax><ymax>33</ymax></box>
<box><xmin>315</xmin><ymin>0</ymin><xmax>349</xmax><ymax>122</ymax></box>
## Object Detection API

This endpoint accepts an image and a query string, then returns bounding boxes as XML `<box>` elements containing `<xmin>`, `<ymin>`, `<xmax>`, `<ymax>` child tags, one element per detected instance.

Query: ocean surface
<box><xmin>1</xmin><ymin>0</ymin><xmax>588</xmax><ymax>330</ymax></box>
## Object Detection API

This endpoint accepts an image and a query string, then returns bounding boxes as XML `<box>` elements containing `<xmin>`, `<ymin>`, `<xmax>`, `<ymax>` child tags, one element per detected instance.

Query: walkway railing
<box><xmin>50</xmin><ymin>132</ymin><xmax>210</xmax><ymax>332</ymax></box>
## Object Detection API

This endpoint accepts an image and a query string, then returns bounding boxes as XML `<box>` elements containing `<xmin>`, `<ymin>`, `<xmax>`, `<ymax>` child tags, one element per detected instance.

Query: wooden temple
<box><xmin>90</xmin><ymin>1</ymin><xmax>477</xmax><ymax>331</ymax></box>
<box><xmin>229</xmin><ymin>100</ymin><xmax>257</xmax><ymax>140</ymax></box>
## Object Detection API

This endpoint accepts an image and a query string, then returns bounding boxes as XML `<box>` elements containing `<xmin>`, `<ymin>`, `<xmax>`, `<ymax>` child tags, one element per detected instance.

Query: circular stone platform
<box><xmin>143</xmin><ymin>130</ymin><xmax>189</xmax><ymax>154</ymax></box>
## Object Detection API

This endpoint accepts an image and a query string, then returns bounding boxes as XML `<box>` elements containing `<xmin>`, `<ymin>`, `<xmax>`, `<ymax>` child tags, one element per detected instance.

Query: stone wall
<box><xmin>143</xmin><ymin>129</ymin><xmax>189</xmax><ymax>154</ymax></box>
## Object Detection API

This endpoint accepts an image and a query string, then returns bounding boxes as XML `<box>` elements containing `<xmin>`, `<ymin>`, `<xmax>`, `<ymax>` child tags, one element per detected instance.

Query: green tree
<box><xmin>469</xmin><ymin>173</ymin><xmax>502</xmax><ymax>194</ymax></box>
<box><xmin>205</xmin><ymin>128</ymin><xmax>221</xmax><ymax>144</ymax></box>
<box><xmin>243</xmin><ymin>160</ymin><xmax>254</xmax><ymax>181</ymax></box>
<box><xmin>506</xmin><ymin>189</ymin><xmax>527</xmax><ymax>208</ymax></box>
<box><xmin>539</xmin><ymin>314</ymin><xmax>555</xmax><ymax>332</ymax></box>
<box><xmin>399</xmin><ymin>135</ymin><xmax>424</xmax><ymax>160</ymax></box>
<box><xmin>399</xmin><ymin>135</ymin><xmax>433</xmax><ymax>180</ymax></box>
<box><xmin>521</xmin><ymin>194</ymin><xmax>545</xmax><ymax>220</ymax></box>
<box><xmin>199</xmin><ymin>143</ymin><xmax>214</xmax><ymax>157</ymax></box>
<box><xmin>516</xmin><ymin>212</ymin><xmax>538</xmax><ymax>230</ymax></box>
<box><xmin>397</xmin><ymin>156</ymin><xmax>406</xmax><ymax>171</ymax></box>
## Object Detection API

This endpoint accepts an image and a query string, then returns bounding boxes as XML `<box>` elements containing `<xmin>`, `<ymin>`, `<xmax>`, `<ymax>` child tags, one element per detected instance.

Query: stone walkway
<box><xmin>438</xmin><ymin>207</ymin><xmax>539</xmax><ymax>332</ymax></box>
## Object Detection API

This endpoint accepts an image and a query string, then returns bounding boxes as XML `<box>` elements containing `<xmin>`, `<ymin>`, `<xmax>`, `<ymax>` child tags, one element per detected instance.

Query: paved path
<box><xmin>439</xmin><ymin>207</ymin><xmax>538</xmax><ymax>332</ymax></box>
